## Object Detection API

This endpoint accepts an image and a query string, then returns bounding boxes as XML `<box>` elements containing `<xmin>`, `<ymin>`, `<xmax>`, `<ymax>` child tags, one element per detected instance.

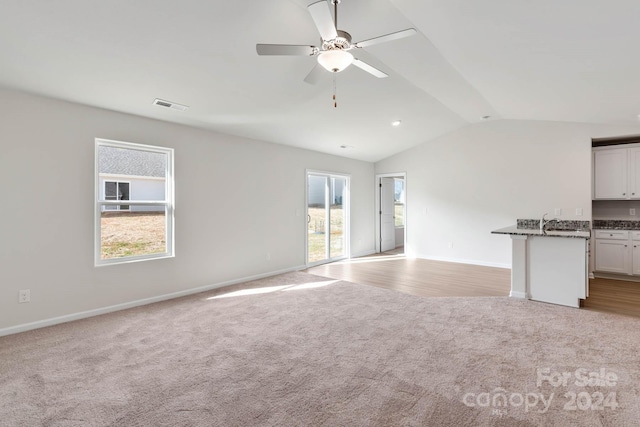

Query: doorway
<box><xmin>376</xmin><ymin>173</ymin><xmax>406</xmax><ymax>254</ymax></box>
<box><xmin>306</xmin><ymin>171</ymin><xmax>350</xmax><ymax>266</ymax></box>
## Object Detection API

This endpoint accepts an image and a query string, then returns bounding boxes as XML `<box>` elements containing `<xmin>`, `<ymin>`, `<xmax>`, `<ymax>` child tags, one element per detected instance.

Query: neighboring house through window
<box><xmin>104</xmin><ymin>181</ymin><xmax>130</xmax><ymax>211</ymax></box>
<box><xmin>95</xmin><ymin>139</ymin><xmax>174</xmax><ymax>265</ymax></box>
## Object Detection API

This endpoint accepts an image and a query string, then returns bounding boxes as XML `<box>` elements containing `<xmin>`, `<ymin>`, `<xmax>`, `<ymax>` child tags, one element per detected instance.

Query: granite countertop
<box><xmin>592</xmin><ymin>220</ymin><xmax>640</xmax><ymax>230</ymax></box>
<box><xmin>492</xmin><ymin>225</ymin><xmax>591</xmax><ymax>239</ymax></box>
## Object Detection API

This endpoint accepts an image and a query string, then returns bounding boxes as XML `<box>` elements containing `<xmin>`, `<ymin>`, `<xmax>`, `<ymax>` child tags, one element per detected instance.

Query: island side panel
<box><xmin>527</xmin><ymin>236</ymin><xmax>587</xmax><ymax>308</ymax></box>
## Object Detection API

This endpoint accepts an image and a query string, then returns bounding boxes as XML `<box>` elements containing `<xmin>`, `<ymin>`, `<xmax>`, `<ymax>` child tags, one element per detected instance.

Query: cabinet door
<box><xmin>594</xmin><ymin>149</ymin><xmax>628</xmax><ymax>199</ymax></box>
<box><xmin>595</xmin><ymin>239</ymin><xmax>629</xmax><ymax>274</ymax></box>
<box><xmin>628</xmin><ymin>148</ymin><xmax>640</xmax><ymax>199</ymax></box>
<box><xmin>633</xmin><ymin>243</ymin><xmax>640</xmax><ymax>275</ymax></box>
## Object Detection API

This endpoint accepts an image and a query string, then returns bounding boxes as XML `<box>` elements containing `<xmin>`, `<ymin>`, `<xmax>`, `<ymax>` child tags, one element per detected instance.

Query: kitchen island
<box><xmin>492</xmin><ymin>221</ymin><xmax>590</xmax><ymax>308</ymax></box>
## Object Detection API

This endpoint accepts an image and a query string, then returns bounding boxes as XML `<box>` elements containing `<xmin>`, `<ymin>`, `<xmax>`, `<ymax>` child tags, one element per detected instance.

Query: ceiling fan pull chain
<box><xmin>333</xmin><ymin>74</ymin><xmax>337</xmax><ymax>108</ymax></box>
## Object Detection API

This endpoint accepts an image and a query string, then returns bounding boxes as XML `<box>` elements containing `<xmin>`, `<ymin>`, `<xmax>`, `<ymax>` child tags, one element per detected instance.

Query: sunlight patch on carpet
<box><xmin>207</xmin><ymin>280</ymin><xmax>339</xmax><ymax>299</ymax></box>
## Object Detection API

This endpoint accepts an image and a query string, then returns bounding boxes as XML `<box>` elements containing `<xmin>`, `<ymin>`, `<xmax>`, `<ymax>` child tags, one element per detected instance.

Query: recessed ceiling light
<box><xmin>391</xmin><ymin>120</ymin><xmax>402</xmax><ymax>127</ymax></box>
<box><xmin>153</xmin><ymin>98</ymin><xmax>189</xmax><ymax>112</ymax></box>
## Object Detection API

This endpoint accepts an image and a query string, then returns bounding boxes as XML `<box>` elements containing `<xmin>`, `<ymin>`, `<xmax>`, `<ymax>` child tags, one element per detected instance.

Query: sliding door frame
<box><xmin>305</xmin><ymin>169</ymin><xmax>351</xmax><ymax>267</ymax></box>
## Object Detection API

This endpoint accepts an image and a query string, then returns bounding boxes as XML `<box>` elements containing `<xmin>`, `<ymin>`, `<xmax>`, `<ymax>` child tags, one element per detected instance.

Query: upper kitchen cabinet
<box><xmin>593</xmin><ymin>145</ymin><xmax>640</xmax><ymax>200</ymax></box>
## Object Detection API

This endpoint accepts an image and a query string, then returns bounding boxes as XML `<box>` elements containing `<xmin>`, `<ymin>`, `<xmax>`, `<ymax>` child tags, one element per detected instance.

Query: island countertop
<box><xmin>492</xmin><ymin>225</ymin><xmax>591</xmax><ymax>239</ymax></box>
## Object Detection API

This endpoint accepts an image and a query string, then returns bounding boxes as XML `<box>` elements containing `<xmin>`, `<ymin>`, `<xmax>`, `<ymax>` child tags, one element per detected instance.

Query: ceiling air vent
<box><xmin>152</xmin><ymin>98</ymin><xmax>189</xmax><ymax>112</ymax></box>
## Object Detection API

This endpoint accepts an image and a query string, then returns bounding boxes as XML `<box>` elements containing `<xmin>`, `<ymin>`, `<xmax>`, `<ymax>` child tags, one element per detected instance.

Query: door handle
<box><xmin>307</xmin><ymin>215</ymin><xmax>311</xmax><ymax>224</ymax></box>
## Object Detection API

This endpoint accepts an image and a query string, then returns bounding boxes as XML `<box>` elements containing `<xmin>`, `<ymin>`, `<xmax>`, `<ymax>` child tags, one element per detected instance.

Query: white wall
<box><xmin>593</xmin><ymin>200</ymin><xmax>640</xmax><ymax>220</ymax></box>
<box><xmin>0</xmin><ymin>88</ymin><xmax>375</xmax><ymax>332</ymax></box>
<box><xmin>375</xmin><ymin>119</ymin><xmax>640</xmax><ymax>268</ymax></box>
<box><xmin>395</xmin><ymin>227</ymin><xmax>404</xmax><ymax>247</ymax></box>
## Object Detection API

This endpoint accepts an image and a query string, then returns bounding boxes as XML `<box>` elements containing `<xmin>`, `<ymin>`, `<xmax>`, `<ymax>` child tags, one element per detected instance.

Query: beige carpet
<box><xmin>1</xmin><ymin>271</ymin><xmax>639</xmax><ymax>426</ymax></box>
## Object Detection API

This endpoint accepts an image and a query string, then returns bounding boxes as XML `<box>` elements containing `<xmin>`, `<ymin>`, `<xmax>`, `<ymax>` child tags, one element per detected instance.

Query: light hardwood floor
<box><xmin>584</xmin><ymin>278</ymin><xmax>640</xmax><ymax>318</ymax></box>
<box><xmin>306</xmin><ymin>254</ymin><xmax>511</xmax><ymax>297</ymax></box>
<box><xmin>307</xmin><ymin>253</ymin><xmax>640</xmax><ymax>318</ymax></box>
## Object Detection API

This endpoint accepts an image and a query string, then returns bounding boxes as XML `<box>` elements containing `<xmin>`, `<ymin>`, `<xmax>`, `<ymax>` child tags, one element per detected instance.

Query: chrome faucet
<box><xmin>540</xmin><ymin>213</ymin><xmax>548</xmax><ymax>232</ymax></box>
<box><xmin>540</xmin><ymin>213</ymin><xmax>559</xmax><ymax>232</ymax></box>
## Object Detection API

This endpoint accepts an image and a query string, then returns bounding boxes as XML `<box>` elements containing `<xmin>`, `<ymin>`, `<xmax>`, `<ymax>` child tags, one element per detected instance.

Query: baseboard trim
<box><xmin>414</xmin><ymin>254</ymin><xmax>511</xmax><ymax>270</ymax></box>
<box><xmin>593</xmin><ymin>272</ymin><xmax>640</xmax><ymax>282</ymax></box>
<box><xmin>0</xmin><ymin>264</ymin><xmax>306</xmax><ymax>338</ymax></box>
<box><xmin>510</xmin><ymin>291</ymin><xmax>527</xmax><ymax>299</ymax></box>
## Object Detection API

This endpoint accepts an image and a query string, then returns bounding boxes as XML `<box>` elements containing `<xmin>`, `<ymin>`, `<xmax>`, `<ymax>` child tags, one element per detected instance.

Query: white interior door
<box><xmin>380</xmin><ymin>177</ymin><xmax>395</xmax><ymax>252</ymax></box>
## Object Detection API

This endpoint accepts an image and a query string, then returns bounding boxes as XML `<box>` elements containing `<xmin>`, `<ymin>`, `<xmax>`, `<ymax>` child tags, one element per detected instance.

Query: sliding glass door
<box><xmin>307</xmin><ymin>172</ymin><xmax>349</xmax><ymax>265</ymax></box>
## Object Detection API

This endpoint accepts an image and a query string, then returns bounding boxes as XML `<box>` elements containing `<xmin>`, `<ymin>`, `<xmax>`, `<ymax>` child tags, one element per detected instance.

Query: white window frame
<box><xmin>95</xmin><ymin>138</ymin><xmax>175</xmax><ymax>266</ymax></box>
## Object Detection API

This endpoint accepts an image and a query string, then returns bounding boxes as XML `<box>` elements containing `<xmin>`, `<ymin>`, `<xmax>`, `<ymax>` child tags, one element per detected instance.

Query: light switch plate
<box><xmin>576</xmin><ymin>208</ymin><xmax>583</xmax><ymax>216</ymax></box>
<box><xmin>631</xmin><ymin>208</ymin><xmax>636</xmax><ymax>216</ymax></box>
<box><xmin>554</xmin><ymin>208</ymin><xmax>562</xmax><ymax>216</ymax></box>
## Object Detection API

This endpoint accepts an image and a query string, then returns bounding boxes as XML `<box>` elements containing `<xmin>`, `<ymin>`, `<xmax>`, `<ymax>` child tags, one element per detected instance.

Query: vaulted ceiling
<box><xmin>1</xmin><ymin>0</ymin><xmax>639</xmax><ymax>161</ymax></box>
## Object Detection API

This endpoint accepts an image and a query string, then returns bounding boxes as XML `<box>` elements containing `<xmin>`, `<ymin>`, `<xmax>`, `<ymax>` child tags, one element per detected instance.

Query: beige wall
<box><xmin>0</xmin><ymin>88</ymin><xmax>375</xmax><ymax>332</ymax></box>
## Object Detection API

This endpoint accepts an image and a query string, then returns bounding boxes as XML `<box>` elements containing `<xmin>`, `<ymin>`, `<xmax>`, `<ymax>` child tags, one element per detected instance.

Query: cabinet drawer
<box><xmin>632</xmin><ymin>231</ymin><xmax>640</xmax><ymax>241</ymax></box>
<box><xmin>594</xmin><ymin>230</ymin><xmax>629</xmax><ymax>240</ymax></box>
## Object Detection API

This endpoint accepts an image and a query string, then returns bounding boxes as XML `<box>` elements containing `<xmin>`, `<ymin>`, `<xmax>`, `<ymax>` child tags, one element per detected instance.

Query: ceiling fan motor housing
<box><xmin>322</xmin><ymin>30</ymin><xmax>352</xmax><ymax>51</ymax></box>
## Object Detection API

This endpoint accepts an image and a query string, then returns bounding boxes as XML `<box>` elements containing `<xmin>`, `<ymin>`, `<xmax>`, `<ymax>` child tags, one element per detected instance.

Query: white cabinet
<box><xmin>628</xmin><ymin>148</ymin><xmax>640</xmax><ymax>199</ymax></box>
<box><xmin>594</xmin><ymin>148</ymin><xmax>628</xmax><ymax>199</ymax></box>
<box><xmin>593</xmin><ymin>146</ymin><xmax>640</xmax><ymax>200</ymax></box>
<box><xmin>633</xmin><ymin>244</ymin><xmax>640</xmax><ymax>275</ymax></box>
<box><xmin>593</xmin><ymin>229</ymin><xmax>640</xmax><ymax>275</ymax></box>
<box><xmin>595</xmin><ymin>239</ymin><xmax>629</xmax><ymax>274</ymax></box>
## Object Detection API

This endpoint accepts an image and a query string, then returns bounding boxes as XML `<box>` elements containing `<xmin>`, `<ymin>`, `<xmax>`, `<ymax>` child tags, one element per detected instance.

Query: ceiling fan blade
<box><xmin>354</xmin><ymin>28</ymin><xmax>417</xmax><ymax>49</ymax></box>
<box><xmin>303</xmin><ymin>63</ymin><xmax>325</xmax><ymax>85</ymax></box>
<box><xmin>308</xmin><ymin>1</ymin><xmax>338</xmax><ymax>41</ymax></box>
<box><xmin>256</xmin><ymin>44</ymin><xmax>317</xmax><ymax>56</ymax></box>
<box><xmin>352</xmin><ymin>59</ymin><xmax>388</xmax><ymax>78</ymax></box>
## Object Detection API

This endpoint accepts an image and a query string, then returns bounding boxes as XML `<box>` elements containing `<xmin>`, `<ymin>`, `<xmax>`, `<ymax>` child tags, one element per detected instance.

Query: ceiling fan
<box><xmin>256</xmin><ymin>0</ymin><xmax>416</xmax><ymax>84</ymax></box>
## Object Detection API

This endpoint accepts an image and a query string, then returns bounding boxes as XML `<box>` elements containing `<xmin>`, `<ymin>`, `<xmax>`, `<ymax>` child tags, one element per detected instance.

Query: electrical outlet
<box><xmin>576</xmin><ymin>208</ymin><xmax>583</xmax><ymax>216</ymax></box>
<box><xmin>18</xmin><ymin>289</ymin><xmax>30</xmax><ymax>303</ymax></box>
<box><xmin>266</xmin><ymin>252</ymin><xmax>271</xmax><ymax>261</ymax></box>
<box><xmin>631</xmin><ymin>208</ymin><xmax>636</xmax><ymax>216</ymax></box>
<box><xmin>448</xmin><ymin>242</ymin><xmax>454</xmax><ymax>249</ymax></box>
<box><xmin>554</xmin><ymin>208</ymin><xmax>562</xmax><ymax>216</ymax></box>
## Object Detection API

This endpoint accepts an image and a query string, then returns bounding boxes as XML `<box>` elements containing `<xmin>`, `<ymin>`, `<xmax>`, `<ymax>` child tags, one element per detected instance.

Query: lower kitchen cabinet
<box><xmin>633</xmin><ymin>243</ymin><xmax>640</xmax><ymax>275</ymax></box>
<box><xmin>594</xmin><ymin>229</ymin><xmax>640</xmax><ymax>275</ymax></box>
<box><xmin>595</xmin><ymin>239</ymin><xmax>629</xmax><ymax>273</ymax></box>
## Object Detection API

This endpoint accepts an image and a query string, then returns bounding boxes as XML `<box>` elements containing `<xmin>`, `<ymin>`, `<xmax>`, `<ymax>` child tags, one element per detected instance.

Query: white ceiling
<box><xmin>1</xmin><ymin>0</ymin><xmax>639</xmax><ymax>162</ymax></box>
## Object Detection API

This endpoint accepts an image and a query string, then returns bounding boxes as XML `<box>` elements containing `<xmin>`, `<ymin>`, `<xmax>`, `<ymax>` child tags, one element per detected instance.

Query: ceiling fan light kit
<box><xmin>317</xmin><ymin>49</ymin><xmax>353</xmax><ymax>72</ymax></box>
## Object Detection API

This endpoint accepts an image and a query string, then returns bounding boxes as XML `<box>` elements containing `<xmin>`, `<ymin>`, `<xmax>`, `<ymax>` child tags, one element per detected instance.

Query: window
<box><xmin>95</xmin><ymin>139</ymin><xmax>174</xmax><ymax>265</ymax></box>
<box><xmin>394</xmin><ymin>178</ymin><xmax>405</xmax><ymax>227</ymax></box>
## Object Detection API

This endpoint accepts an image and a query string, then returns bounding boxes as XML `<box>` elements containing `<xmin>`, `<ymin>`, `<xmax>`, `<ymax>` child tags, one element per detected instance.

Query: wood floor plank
<box><xmin>305</xmin><ymin>254</ymin><xmax>511</xmax><ymax>297</ymax></box>
<box><xmin>584</xmin><ymin>278</ymin><xmax>640</xmax><ymax>317</ymax></box>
